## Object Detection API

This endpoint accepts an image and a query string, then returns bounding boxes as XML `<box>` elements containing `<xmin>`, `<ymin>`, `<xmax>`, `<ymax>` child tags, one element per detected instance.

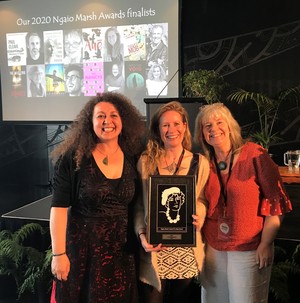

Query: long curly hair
<box><xmin>143</xmin><ymin>101</ymin><xmax>192</xmax><ymax>176</ymax></box>
<box><xmin>51</xmin><ymin>92</ymin><xmax>146</xmax><ymax>169</ymax></box>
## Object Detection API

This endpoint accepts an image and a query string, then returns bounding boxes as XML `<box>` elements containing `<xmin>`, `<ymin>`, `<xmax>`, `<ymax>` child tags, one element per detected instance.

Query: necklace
<box><xmin>165</xmin><ymin>160</ymin><xmax>177</xmax><ymax>175</ymax></box>
<box><xmin>216</xmin><ymin>149</ymin><xmax>232</xmax><ymax>171</ymax></box>
<box><xmin>164</xmin><ymin>149</ymin><xmax>185</xmax><ymax>175</ymax></box>
<box><xmin>166</xmin><ymin>209</ymin><xmax>180</xmax><ymax>224</ymax></box>
<box><xmin>96</xmin><ymin>145</ymin><xmax>120</xmax><ymax>166</ymax></box>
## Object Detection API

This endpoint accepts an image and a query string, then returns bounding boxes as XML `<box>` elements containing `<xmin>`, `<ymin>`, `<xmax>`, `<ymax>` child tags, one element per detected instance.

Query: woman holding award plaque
<box><xmin>134</xmin><ymin>101</ymin><xmax>210</xmax><ymax>303</ymax></box>
<box><xmin>194</xmin><ymin>103</ymin><xmax>292</xmax><ymax>303</ymax></box>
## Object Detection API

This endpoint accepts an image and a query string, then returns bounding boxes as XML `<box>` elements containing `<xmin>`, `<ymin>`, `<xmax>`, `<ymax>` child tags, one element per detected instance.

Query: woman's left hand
<box><xmin>256</xmin><ymin>242</ymin><xmax>273</xmax><ymax>269</ymax></box>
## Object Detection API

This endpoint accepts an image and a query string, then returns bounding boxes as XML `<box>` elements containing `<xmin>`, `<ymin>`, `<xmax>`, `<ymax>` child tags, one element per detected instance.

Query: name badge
<box><xmin>218</xmin><ymin>216</ymin><xmax>232</xmax><ymax>240</ymax></box>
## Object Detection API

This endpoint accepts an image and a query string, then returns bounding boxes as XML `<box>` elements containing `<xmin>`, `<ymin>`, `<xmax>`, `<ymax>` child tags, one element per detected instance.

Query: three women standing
<box><xmin>50</xmin><ymin>96</ymin><xmax>292</xmax><ymax>303</ymax></box>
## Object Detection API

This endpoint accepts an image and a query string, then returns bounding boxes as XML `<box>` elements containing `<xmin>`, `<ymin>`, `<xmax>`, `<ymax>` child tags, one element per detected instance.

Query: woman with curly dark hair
<box><xmin>50</xmin><ymin>92</ymin><xmax>145</xmax><ymax>303</ymax></box>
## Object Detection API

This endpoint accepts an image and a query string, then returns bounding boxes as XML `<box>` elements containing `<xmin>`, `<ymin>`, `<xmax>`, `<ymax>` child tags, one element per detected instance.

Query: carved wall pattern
<box><xmin>184</xmin><ymin>20</ymin><xmax>300</xmax><ymax>75</ymax></box>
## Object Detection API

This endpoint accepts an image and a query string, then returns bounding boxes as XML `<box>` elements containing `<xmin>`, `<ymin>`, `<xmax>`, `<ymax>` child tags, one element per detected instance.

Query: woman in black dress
<box><xmin>49</xmin><ymin>92</ymin><xmax>145</xmax><ymax>303</ymax></box>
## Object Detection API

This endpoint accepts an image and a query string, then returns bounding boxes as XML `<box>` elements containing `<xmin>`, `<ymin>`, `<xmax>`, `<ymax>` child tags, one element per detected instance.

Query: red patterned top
<box><xmin>204</xmin><ymin>142</ymin><xmax>292</xmax><ymax>251</ymax></box>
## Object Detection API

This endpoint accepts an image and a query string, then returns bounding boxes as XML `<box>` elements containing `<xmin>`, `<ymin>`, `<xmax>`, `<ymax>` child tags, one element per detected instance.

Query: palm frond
<box><xmin>0</xmin><ymin>229</ymin><xmax>13</xmax><ymax>241</ymax></box>
<box><xmin>227</xmin><ymin>87</ymin><xmax>299</xmax><ymax>149</ymax></box>
<box><xmin>0</xmin><ymin>223</ymin><xmax>51</xmax><ymax>299</ymax></box>
<box><xmin>278</xmin><ymin>84</ymin><xmax>300</xmax><ymax>103</ymax></box>
<box><xmin>13</xmin><ymin>223</ymin><xmax>46</xmax><ymax>244</ymax></box>
<box><xmin>0</xmin><ymin>239</ymin><xmax>23</xmax><ymax>265</ymax></box>
<box><xmin>291</xmin><ymin>243</ymin><xmax>300</xmax><ymax>265</ymax></box>
<box><xmin>270</xmin><ymin>245</ymin><xmax>300</xmax><ymax>302</ymax></box>
<box><xmin>270</xmin><ymin>263</ymin><xmax>290</xmax><ymax>303</ymax></box>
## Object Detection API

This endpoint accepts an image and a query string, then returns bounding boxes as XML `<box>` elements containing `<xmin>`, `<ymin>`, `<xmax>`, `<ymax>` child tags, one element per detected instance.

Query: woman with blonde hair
<box><xmin>194</xmin><ymin>102</ymin><xmax>292</xmax><ymax>303</ymax></box>
<box><xmin>134</xmin><ymin>101</ymin><xmax>210</xmax><ymax>303</ymax></box>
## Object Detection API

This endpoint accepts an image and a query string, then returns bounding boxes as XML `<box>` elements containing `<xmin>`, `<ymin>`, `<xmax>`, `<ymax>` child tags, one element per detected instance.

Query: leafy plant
<box><xmin>0</xmin><ymin>222</ymin><xmax>52</xmax><ymax>299</ymax></box>
<box><xmin>228</xmin><ymin>85</ymin><xmax>300</xmax><ymax>150</ymax></box>
<box><xmin>270</xmin><ymin>243</ymin><xmax>300</xmax><ymax>303</ymax></box>
<box><xmin>182</xmin><ymin>69</ymin><xmax>228</xmax><ymax>103</ymax></box>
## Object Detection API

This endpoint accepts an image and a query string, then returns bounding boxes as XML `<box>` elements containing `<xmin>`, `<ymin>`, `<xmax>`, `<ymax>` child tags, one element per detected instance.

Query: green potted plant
<box><xmin>0</xmin><ymin>222</ymin><xmax>52</xmax><ymax>301</ymax></box>
<box><xmin>228</xmin><ymin>85</ymin><xmax>300</xmax><ymax>150</ymax></box>
<box><xmin>269</xmin><ymin>243</ymin><xmax>300</xmax><ymax>303</ymax></box>
<box><xmin>182</xmin><ymin>69</ymin><xmax>228</xmax><ymax>104</ymax></box>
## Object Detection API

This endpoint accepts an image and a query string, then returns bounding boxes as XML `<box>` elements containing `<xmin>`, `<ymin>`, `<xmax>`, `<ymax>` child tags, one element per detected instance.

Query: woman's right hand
<box><xmin>51</xmin><ymin>254</ymin><xmax>70</xmax><ymax>281</ymax></box>
<box><xmin>139</xmin><ymin>233</ymin><xmax>167</xmax><ymax>252</ymax></box>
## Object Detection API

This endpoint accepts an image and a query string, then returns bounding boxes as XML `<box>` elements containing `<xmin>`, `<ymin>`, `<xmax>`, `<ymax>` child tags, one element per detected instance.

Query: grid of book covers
<box><xmin>7</xmin><ymin>23</ymin><xmax>169</xmax><ymax>99</ymax></box>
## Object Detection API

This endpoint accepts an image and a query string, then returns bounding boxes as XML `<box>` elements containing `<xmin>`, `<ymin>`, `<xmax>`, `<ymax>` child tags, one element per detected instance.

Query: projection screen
<box><xmin>0</xmin><ymin>0</ymin><xmax>180</xmax><ymax>123</ymax></box>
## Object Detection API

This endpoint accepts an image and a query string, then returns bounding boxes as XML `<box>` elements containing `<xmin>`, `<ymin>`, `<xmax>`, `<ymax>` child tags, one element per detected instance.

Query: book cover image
<box><xmin>125</xmin><ymin>61</ymin><xmax>146</xmax><ymax>91</ymax></box>
<box><xmin>122</xmin><ymin>25</ymin><xmax>146</xmax><ymax>61</ymax></box>
<box><xmin>45</xmin><ymin>64</ymin><xmax>65</xmax><ymax>95</ymax></box>
<box><xmin>6</xmin><ymin>32</ymin><xmax>27</xmax><ymax>67</ymax></box>
<box><xmin>83</xmin><ymin>62</ymin><xmax>104</xmax><ymax>96</ymax></box>
<box><xmin>124</xmin><ymin>60</ymin><xmax>147</xmax><ymax>115</ymax></box>
<box><xmin>82</xmin><ymin>27</ymin><xmax>104</xmax><ymax>62</ymax></box>
<box><xmin>10</xmin><ymin>65</ymin><xmax>27</xmax><ymax>97</ymax></box>
<box><xmin>43</xmin><ymin>30</ymin><xmax>64</xmax><ymax>64</ymax></box>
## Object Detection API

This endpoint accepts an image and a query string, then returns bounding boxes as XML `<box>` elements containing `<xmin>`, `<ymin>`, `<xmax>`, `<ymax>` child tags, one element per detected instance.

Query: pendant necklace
<box><xmin>96</xmin><ymin>145</ymin><xmax>120</xmax><ymax>166</ymax></box>
<box><xmin>216</xmin><ymin>149</ymin><xmax>232</xmax><ymax>171</ymax></box>
<box><xmin>164</xmin><ymin>149</ymin><xmax>185</xmax><ymax>175</ymax></box>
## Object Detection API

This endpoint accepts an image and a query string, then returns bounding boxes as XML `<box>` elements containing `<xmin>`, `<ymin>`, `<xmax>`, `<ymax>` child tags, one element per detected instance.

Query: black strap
<box><xmin>188</xmin><ymin>153</ymin><xmax>199</xmax><ymax>181</ymax></box>
<box><xmin>213</xmin><ymin>152</ymin><xmax>234</xmax><ymax>217</ymax></box>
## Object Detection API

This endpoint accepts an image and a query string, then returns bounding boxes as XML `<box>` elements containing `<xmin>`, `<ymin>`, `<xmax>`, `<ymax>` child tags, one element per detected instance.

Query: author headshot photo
<box><xmin>103</xmin><ymin>27</ymin><xmax>124</xmax><ymax>62</ymax></box>
<box><xmin>64</xmin><ymin>64</ymin><xmax>84</xmax><ymax>96</ymax></box>
<box><xmin>146</xmin><ymin>63</ymin><xmax>168</xmax><ymax>96</ymax></box>
<box><xmin>27</xmin><ymin>65</ymin><xmax>46</xmax><ymax>97</ymax></box>
<box><xmin>26</xmin><ymin>32</ymin><xmax>44</xmax><ymax>65</ymax></box>
<box><xmin>146</xmin><ymin>24</ymin><xmax>168</xmax><ymax>72</ymax></box>
<box><xmin>105</xmin><ymin>61</ymin><xmax>125</xmax><ymax>93</ymax></box>
<box><xmin>63</xmin><ymin>29</ymin><xmax>83</xmax><ymax>64</ymax></box>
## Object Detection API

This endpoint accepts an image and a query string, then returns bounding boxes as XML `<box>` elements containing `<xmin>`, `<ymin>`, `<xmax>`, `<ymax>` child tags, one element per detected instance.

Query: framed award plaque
<box><xmin>147</xmin><ymin>175</ymin><xmax>196</xmax><ymax>246</ymax></box>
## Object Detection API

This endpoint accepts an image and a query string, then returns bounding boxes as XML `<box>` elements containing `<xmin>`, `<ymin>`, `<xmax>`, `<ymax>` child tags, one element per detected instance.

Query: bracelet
<box><xmin>138</xmin><ymin>232</ymin><xmax>146</xmax><ymax>237</ymax></box>
<box><xmin>52</xmin><ymin>252</ymin><xmax>66</xmax><ymax>257</ymax></box>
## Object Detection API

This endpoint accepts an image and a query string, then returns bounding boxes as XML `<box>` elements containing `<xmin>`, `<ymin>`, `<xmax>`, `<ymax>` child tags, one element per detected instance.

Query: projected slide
<box><xmin>0</xmin><ymin>0</ymin><xmax>179</xmax><ymax>122</ymax></box>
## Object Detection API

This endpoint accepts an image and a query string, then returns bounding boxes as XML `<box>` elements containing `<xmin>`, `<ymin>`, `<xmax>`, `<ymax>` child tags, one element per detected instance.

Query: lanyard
<box><xmin>213</xmin><ymin>152</ymin><xmax>234</xmax><ymax>217</ymax></box>
<box><xmin>173</xmin><ymin>149</ymin><xmax>185</xmax><ymax>175</ymax></box>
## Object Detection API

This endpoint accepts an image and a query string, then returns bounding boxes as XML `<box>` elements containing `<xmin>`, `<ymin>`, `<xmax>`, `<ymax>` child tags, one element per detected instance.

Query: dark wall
<box><xmin>181</xmin><ymin>0</ymin><xmax>300</xmax><ymax>92</ymax></box>
<box><xmin>182</xmin><ymin>0</ymin><xmax>300</xmax><ymax>46</ymax></box>
<box><xmin>0</xmin><ymin>0</ymin><xmax>299</xmax><ymax>215</ymax></box>
<box><xmin>181</xmin><ymin>0</ymin><xmax>300</xmax><ymax>164</ymax></box>
<box><xmin>0</xmin><ymin>125</ymin><xmax>50</xmax><ymax>215</ymax></box>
